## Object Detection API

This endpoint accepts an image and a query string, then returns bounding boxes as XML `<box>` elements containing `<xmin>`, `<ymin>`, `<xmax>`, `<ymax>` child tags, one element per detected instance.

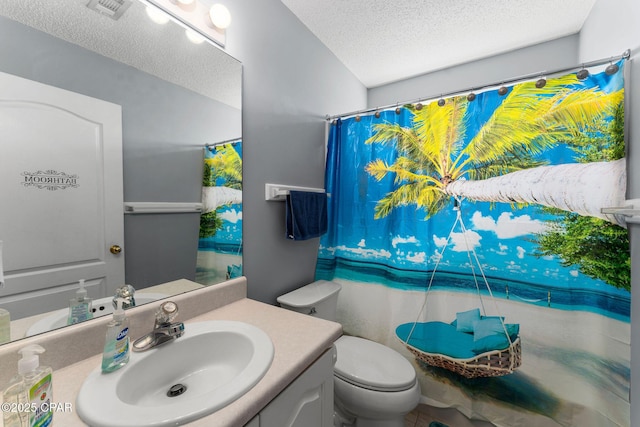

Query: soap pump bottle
<box><xmin>101</xmin><ymin>297</ymin><xmax>130</xmax><ymax>373</ymax></box>
<box><xmin>2</xmin><ymin>354</ymin><xmax>27</xmax><ymax>427</ymax></box>
<box><xmin>19</xmin><ymin>344</ymin><xmax>54</xmax><ymax>427</ymax></box>
<box><xmin>67</xmin><ymin>279</ymin><xmax>93</xmax><ymax>325</ymax></box>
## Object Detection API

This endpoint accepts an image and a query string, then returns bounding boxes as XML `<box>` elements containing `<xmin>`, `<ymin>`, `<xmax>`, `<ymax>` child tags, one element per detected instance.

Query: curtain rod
<box><xmin>205</xmin><ymin>137</ymin><xmax>242</xmax><ymax>150</ymax></box>
<box><xmin>326</xmin><ymin>49</ymin><xmax>631</xmax><ymax>121</ymax></box>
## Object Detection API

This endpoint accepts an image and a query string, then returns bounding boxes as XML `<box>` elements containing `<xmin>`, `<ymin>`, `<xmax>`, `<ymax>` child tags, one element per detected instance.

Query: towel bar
<box><xmin>124</xmin><ymin>202</ymin><xmax>203</xmax><ymax>214</ymax></box>
<box><xmin>265</xmin><ymin>183</ymin><xmax>326</xmax><ymax>201</ymax></box>
<box><xmin>601</xmin><ymin>198</ymin><xmax>640</xmax><ymax>224</ymax></box>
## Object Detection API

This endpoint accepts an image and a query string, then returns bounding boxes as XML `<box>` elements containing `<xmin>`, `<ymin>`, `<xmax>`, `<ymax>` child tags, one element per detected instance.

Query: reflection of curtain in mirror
<box><xmin>196</xmin><ymin>141</ymin><xmax>243</xmax><ymax>285</ymax></box>
<box><xmin>317</xmin><ymin>63</ymin><xmax>630</xmax><ymax>426</ymax></box>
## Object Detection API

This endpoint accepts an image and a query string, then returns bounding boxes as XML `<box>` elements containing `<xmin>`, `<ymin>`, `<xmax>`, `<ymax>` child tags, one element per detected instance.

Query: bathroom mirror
<box><xmin>0</xmin><ymin>0</ymin><xmax>242</xmax><ymax>343</ymax></box>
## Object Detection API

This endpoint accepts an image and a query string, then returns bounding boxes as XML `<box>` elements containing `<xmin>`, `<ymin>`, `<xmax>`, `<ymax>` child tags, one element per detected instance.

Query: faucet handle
<box><xmin>155</xmin><ymin>301</ymin><xmax>179</xmax><ymax>324</ymax></box>
<box><xmin>113</xmin><ymin>284</ymin><xmax>136</xmax><ymax>309</ymax></box>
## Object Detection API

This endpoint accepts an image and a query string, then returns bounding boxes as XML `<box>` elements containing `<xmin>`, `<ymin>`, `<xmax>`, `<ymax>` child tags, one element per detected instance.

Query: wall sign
<box><xmin>21</xmin><ymin>170</ymin><xmax>79</xmax><ymax>191</ymax></box>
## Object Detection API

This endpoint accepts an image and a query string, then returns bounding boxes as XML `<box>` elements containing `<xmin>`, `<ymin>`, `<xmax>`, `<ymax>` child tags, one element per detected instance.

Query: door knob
<box><xmin>110</xmin><ymin>245</ymin><xmax>122</xmax><ymax>255</ymax></box>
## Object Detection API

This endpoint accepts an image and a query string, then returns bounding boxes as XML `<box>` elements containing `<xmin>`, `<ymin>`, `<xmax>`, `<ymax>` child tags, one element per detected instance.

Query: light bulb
<box><xmin>145</xmin><ymin>5</ymin><xmax>169</xmax><ymax>24</ymax></box>
<box><xmin>185</xmin><ymin>29</ymin><xmax>205</xmax><ymax>44</ymax></box>
<box><xmin>209</xmin><ymin>4</ymin><xmax>231</xmax><ymax>29</ymax></box>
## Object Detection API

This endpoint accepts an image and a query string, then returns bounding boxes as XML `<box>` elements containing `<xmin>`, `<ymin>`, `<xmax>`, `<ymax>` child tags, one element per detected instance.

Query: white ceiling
<box><xmin>281</xmin><ymin>0</ymin><xmax>598</xmax><ymax>88</ymax></box>
<box><xmin>0</xmin><ymin>0</ymin><xmax>241</xmax><ymax>109</ymax></box>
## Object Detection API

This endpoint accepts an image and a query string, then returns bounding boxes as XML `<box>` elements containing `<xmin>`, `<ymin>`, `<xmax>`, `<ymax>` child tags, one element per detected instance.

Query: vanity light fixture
<box><xmin>141</xmin><ymin>0</ymin><xmax>230</xmax><ymax>48</ymax></box>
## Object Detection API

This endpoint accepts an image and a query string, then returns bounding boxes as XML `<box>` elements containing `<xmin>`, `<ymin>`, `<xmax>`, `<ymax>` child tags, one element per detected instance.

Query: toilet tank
<box><xmin>277</xmin><ymin>280</ymin><xmax>342</xmax><ymax>321</ymax></box>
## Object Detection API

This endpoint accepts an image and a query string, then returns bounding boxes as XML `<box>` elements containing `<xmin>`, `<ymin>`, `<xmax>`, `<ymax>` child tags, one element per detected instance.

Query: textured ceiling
<box><xmin>281</xmin><ymin>0</ymin><xmax>598</xmax><ymax>88</ymax></box>
<box><xmin>0</xmin><ymin>0</ymin><xmax>241</xmax><ymax>109</ymax></box>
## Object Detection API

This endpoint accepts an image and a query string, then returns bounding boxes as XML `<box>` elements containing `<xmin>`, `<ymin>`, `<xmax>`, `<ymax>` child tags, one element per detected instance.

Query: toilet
<box><xmin>277</xmin><ymin>280</ymin><xmax>421</xmax><ymax>427</ymax></box>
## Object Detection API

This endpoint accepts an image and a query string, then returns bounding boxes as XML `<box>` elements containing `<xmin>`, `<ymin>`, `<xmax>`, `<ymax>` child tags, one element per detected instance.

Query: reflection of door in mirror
<box><xmin>0</xmin><ymin>71</ymin><xmax>124</xmax><ymax>321</ymax></box>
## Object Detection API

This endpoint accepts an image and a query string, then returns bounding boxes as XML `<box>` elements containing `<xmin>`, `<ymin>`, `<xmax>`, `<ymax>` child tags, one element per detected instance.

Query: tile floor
<box><xmin>404</xmin><ymin>404</ymin><xmax>495</xmax><ymax>427</ymax></box>
<box><xmin>404</xmin><ymin>405</ymin><xmax>449</xmax><ymax>427</ymax></box>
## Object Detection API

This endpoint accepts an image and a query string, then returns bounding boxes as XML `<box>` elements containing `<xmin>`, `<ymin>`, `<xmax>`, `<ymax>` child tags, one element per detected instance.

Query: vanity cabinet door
<box><xmin>258</xmin><ymin>346</ymin><xmax>335</xmax><ymax>427</ymax></box>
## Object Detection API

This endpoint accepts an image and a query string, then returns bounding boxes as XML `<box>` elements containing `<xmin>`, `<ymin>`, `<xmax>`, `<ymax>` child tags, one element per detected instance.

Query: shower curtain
<box><xmin>196</xmin><ymin>141</ymin><xmax>243</xmax><ymax>285</ymax></box>
<box><xmin>316</xmin><ymin>64</ymin><xmax>629</xmax><ymax>426</ymax></box>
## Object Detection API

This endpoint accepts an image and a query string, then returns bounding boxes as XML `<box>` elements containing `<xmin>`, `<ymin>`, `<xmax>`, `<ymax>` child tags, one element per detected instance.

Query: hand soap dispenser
<box><xmin>2</xmin><ymin>353</ymin><xmax>27</xmax><ymax>427</ymax></box>
<box><xmin>67</xmin><ymin>279</ymin><xmax>93</xmax><ymax>325</ymax></box>
<box><xmin>19</xmin><ymin>344</ymin><xmax>54</xmax><ymax>427</ymax></box>
<box><xmin>101</xmin><ymin>297</ymin><xmax>130</xmax><ymax>373</ymax></box>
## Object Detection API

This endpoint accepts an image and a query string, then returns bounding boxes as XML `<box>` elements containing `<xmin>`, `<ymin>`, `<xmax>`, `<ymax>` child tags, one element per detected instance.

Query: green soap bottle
<box><xmin>19</xmin><ymin>344</ymin><xmax>54</xmax><ymax>427</ymax></box>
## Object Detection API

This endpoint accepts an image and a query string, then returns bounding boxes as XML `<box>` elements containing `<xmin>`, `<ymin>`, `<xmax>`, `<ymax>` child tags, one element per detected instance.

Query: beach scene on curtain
<box><xmin>197</xmin><ymin>141</ymin><xmax>243</xmax><ymax>285</ymax></box>
<box><xmin>316</xmin><ymin>63</ymin><xmax>629</xmax><ymax>426</ymax></box>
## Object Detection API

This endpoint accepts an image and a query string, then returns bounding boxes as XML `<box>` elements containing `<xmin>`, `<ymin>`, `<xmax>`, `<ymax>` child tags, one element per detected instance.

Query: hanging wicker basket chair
<box><xmin>404</xmin><ymin>336</ymin><xmax>522</xmax><ymax>379</ymax></box>
<box><xmin>397</xmin><ymin>200</ymin><xmax>522</xmax><ymax>378</ymax></box>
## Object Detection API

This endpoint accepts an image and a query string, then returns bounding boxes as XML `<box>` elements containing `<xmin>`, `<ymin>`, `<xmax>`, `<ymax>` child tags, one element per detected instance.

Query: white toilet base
<box><xmin>333</xmin><ymin>374</ymin><xmax>420</xmax><ymax>427</ymax></box>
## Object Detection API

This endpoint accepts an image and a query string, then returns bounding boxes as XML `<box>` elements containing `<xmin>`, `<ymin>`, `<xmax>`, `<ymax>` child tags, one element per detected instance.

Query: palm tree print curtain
<box><xmin>316</xmin><ymin>63</ymin><xmax>629</xmax><ymax>426</ymax></box>
<box><xmin>196</xmin><ymin>141</ymin><xmax>242</xmax><ymax>285</ymax></box>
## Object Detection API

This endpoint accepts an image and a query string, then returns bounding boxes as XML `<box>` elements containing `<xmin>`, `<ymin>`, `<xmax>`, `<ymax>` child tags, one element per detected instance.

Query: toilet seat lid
<box><xmin>334</xmin><ymin>335</ymin><xmax>416</xmax><ymax>392</ymax></box>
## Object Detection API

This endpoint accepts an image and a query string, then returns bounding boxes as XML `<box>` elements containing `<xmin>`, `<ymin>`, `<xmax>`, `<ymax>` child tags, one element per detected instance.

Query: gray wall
<box><xmin>368</xmin><ymin>35</ymin><xmax>579</xmax><ymax>107</ymax></box>
<box><xmin>223</xmin><ymin>0</ymin><xmax>367</xmax><ymax>303</ymax></box>
<box><xmin>578</xmin><ymin>0</ymin><xmax>640</xmax><ymax>424</ymax></box>
<box><xmin>0</xmin><ymin>16</ymin><xmax>242</xmax><ymax>290</ymax></box>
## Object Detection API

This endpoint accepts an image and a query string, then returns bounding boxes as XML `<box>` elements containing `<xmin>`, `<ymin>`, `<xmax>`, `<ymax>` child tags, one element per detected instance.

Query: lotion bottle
<box><xmin>101</xmin><ymin>297</ymin><xmax>130</xmax><ymax>373</ymax></box>
<box><xmin>19</xmin><ymin>344</ymin><xmax>54</xmax><ymax>427</ymax></box>
<box><xmin>67</xmin><ymin>279</ymin><xmax>93</xmax><ymax>325</ymax></box>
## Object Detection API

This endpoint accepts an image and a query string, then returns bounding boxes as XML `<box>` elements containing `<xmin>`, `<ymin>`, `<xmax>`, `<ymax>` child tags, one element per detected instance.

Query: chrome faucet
<box><xmin>113</xmin><ymin>284</ymin><xmax>136</xmax><ymax>309</ymax></box>
<box><xmin>132</xmin><ymin>301</ymin><xmax>184</xmax><ymax>352</ymax></box>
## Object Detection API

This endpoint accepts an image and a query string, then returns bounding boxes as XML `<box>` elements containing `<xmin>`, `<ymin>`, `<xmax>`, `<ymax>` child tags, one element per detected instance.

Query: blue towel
<box><xmin>285</xmin><ymin>191</ymin><xmax>328</xmax><ymax>240</ymax></box>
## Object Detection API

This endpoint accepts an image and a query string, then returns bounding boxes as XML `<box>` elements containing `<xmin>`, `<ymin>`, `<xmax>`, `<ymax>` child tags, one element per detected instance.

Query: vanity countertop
<box><xmin>52</xmin><ymin>297</ymin><xmax>342</xmax><ymax>426</ymax></box>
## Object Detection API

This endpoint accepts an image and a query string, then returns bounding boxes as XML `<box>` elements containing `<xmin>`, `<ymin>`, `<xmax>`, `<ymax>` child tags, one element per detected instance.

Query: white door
<box><xmin>0</xmin><ymin>71</ymin><xmax>124</xmax><ymax>319</ymax></box>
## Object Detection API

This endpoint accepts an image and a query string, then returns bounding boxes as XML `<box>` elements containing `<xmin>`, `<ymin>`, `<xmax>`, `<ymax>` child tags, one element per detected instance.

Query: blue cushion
<box><xmin>473</xmin><ymin>317</ymin><xmax>504</xmax><ymax>340</ymax></box>
<box><xmin>472</xmin><ymin>333</ymin><xmax>510</xmax><ymax>354</ymax></box>
<box><xmin>471</xmin><ymin>318</ymin><xmax>520</xmax><ymax>354</ymax></box>
<box><xmin>455</xmin><ymin>308</ymin><xmax>481</xmax><ymax>333</ymax></box>
<box><xmin>396</xmin><ymin>322</ymin><xmax>476</xmax><ymax>359</ymax></box>
<box><xmin>396</xmin><ymin>320</ymin><xmax>520</xmax><ymax>358</ymax></box>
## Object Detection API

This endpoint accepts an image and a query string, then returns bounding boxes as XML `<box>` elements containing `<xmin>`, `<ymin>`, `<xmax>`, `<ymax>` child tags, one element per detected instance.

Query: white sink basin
<box><xmin>26</xmin><ymin>293</ymin><xmax>168</xmax><ymax>337</ymax></box>
<box><xmin>77</xmin><ymin>320</ymin><xmax>274</xmax><ymax>427</ymax></box>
